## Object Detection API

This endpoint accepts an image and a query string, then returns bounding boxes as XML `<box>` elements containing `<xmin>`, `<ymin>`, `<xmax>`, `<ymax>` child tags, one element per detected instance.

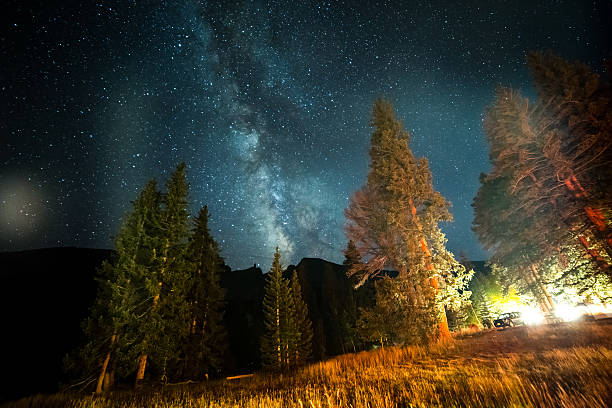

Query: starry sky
<box><xmin>2</xmin><ymin>0</ymin><xmax>610</xmax><ymax>269</ymax></box>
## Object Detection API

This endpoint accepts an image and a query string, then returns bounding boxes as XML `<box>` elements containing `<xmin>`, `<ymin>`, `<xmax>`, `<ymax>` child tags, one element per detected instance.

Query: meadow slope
<box><xmin>7</xmin><ymin>320</ymin><xmax>612</xmax><ymax>408</ymax></box>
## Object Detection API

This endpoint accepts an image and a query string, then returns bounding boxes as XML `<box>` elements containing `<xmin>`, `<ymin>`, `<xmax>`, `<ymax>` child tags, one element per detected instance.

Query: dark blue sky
<box><xmin>2</xmin><ymin>0</ymin><xmax>610</xmax><ymax>269</ymax></box>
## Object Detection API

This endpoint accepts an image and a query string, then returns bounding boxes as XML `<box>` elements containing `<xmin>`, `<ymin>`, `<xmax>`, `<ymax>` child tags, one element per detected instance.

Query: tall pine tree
<box><xmin>288</xmin><ymin>270</ymin><xmax>313</xmax><ymax>366</ymax></box>
<box><xmin>345</xmin><ymin>99</ymin><xmax>471</xmax><ymax>343</ymax></box>
<box><xmin>135</xmin><ymin>163</ymin><xmax>191</xmax><ymax>385</ymax></box>
<box><xmin>183</xmin><ymin>205</ymin><xmax>227</xmax><ymax>379</ymax></box>
<box><xmin>261</xmin><ymin>248</ymin><xmax>287</xmax><ymax>370</ymax></box>
<box><xmin>71</xmin><ymin>180</ymin><xmax>161</xmax><ymax>393</ymax></box>
<box><xmin>473</xmin><ymin>53</ymin><xmax>612</xmax><ymax>307</ymax></box>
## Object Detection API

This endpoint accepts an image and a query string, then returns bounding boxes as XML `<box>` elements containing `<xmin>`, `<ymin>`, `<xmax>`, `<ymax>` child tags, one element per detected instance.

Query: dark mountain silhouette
<box><xmin>220</xmin><ymin>264</ymin><xmax>265</xmax><ymax>374</ymax></box>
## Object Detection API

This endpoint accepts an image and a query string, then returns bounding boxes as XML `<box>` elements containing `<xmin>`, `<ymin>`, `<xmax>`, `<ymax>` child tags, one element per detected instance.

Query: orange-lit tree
<box><xmin>473</xmin><ymin>53</ymin><xmax>612</xmax><ymax>307</ymax></box>
<box><xmin>345</xmin><ymin>99</ymin><xmax>471</xmax><ymax>344</ymax></box>
<box><xmin>527</xmin><ymin>52</ymin><xmax>612</xmax><ymax>262</ymax></box>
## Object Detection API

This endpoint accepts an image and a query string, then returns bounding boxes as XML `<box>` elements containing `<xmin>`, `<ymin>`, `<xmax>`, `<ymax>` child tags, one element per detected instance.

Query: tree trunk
<box><xmin>96</xmin><ymin>333</ymin><xmax>116</xmax><ymax>394</ymax></box>
<box><xmin>525</xmin><ymin>265</ymin><xmax>551</xmax><ymax>313</ymax></box>
<box><xmin>578</xmin><ymin>235</ymin><xmax>610</xmax><ymax>270</ymax></box>
<box><xmin>135</xmin><ymin>284</ymin><xmax>162</xmax><ymax>387</ymax></box>
<box><xmin>410</xmin><ymin>200</ymin><xmax>451</xmax><ymax>340</ymax></box>
<box><xmin>430</xmin><ymin>275</ymin><xmax>451</xmax><ymax>339</ymax></box>
<box><xmin>564</xmin><ymin>175</ymin><xmax>611</xmax><ymax>266</ymax></box>
<box><xmin>135</xmin><ymin>354</ymin><xmax>148</xmax><ymax>385</ymax></box>
<box><xmin>529</xmin><ymin>264</ymin><xmax>555</xmax><ymax>312</ymax></box>
<box><xmin>135</xmin><ymin>241</ymin><xmax>168</xmax><ymax>388</ymax></box>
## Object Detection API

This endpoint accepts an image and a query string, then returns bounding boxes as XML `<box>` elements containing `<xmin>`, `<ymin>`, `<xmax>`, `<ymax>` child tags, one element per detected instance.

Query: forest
<box><xmin>3</xmin><ymin>52</ymin><xmax>611</xmax><ymax>407</ymax></box>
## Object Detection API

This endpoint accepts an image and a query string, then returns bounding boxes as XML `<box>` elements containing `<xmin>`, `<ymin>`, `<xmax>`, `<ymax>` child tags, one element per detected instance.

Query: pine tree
<box><xmin>183</xmin><ymin>205</ymin><xmax>226</xmax><ymax>379</ymax></box>
<box><xmin>345</xmin><ymin>99</ymin><xmax>471</xmax><ymax>343</ymax></box>
<box><xmin>135</xmin><ymin>163</ymin><xmax>191</xmax><ymax>385</ymax></box>
<box><xmin>288</xmin><ymin>270</ymin><xmax>313</xmax><ymax>366</ymax></box>
<box><xmin>70</xmin><ymin>180</ymin><xmax>161</xmax><ymax>393</ymax></box>
<box><xmin>343</xmin><ymin>240</ymin><xmax>362</xmax><ymax>268</ymax></box>
<box><xmin>473</xmin><ymin>54</ymin><xmax>612</xmax><ymax>307</ymax></box>
<box><xmin>260</xmin><ymin>248</ymin><xmax>293</xmax><ymax>370</ymax></box>
<box><xmin>339</xmin><ymin>242</ymin><xmax>361</xmax><ymax>351</ymax></box>
<box><xmin>357</xmin><ymin>278</ymin><xmax>403</xmax><ymax>348</ymax></box>
<box><xmin>527</xmin><ymin>52</ymin><xmax>612</xmax><ymax>261</ymax></box>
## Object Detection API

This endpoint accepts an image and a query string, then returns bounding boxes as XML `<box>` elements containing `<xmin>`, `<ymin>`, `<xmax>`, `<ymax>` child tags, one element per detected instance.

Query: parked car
<box><xmin>493</xmin><ymin>312</ymin><xmax>523</xmax><ymax>328</ymax></box>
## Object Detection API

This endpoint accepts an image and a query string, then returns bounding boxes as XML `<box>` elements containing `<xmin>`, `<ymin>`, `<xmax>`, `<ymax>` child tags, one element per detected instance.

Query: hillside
<box><xmin>8</xmin><ymin>321</ymin><xmax>612</xmax><ymax>407</ymax></box>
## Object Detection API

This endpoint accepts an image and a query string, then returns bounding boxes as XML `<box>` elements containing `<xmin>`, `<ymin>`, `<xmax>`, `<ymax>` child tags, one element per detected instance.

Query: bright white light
<box><xmin>520</xmin><ymin>307</ymin><xmax>544</xmax><ymax>326</ymax></box>
<box><xmin>554</xmin><ymin>303</ymin><xmax>581</xmax><ymax>322</ymax></box>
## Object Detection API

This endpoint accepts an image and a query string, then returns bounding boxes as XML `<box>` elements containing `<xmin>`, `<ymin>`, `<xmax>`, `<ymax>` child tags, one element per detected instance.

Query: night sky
<box><xmin>2</xmin><ymin>0</ymin><xmax>610</xmax><ymax>269</ymax></box>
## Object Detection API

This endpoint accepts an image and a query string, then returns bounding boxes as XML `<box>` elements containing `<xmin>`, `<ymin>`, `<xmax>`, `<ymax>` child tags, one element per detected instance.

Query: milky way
<box><xmin>2</xmin><ymin>0</ymin><xmax>610</xmax><ymax>269</ymax></box>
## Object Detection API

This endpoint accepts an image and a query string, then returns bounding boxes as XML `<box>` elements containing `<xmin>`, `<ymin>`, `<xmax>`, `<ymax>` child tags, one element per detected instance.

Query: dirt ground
<box><xmin>454</xmin><ymin>319</ymin><xmax>612</xmax><ymax>359</ymax></box>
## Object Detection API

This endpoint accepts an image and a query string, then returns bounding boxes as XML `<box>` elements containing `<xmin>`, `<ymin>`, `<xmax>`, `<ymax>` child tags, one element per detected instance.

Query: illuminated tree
<box><xmin>473</xmin><ymin>53</ymin><xmax>612</xmax><ymax>309</ymax></box>
<box><xmin>527</xmin><ymin>52</ymin><xmax>612</xmax><ymax>261</ymax></box>
<box><xmin>472</xmin><ymin>170</ymin><xmax>557</xmax><ymax>312</ymax></box>
<box><xmin>345</xmin><ymin>99</ymin><xmax>472</xmax><ymax>343</ymax></box>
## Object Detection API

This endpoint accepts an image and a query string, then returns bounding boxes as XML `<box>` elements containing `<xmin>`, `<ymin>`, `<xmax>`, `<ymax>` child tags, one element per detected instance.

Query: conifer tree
<box><xmin>260</xmin><ymin>248</ymin><xmax>292</xmax><ymax>370</ymax></box>
<box><xmin>345</xmin><ymin>99</ymin><xmax>471</xmax><ymax>343</ymax></box>
<box><xmin>288</xmin><ymin>270</ymin><xmax>313</xmax><ymax>366</ymax></box>
<box><xmin>71</xmin><ymin>180</ymin><xmax>161</xmax><ymax>393</ymax></box>
<box><xmin>343</xmin><ymin>240</ymin><xmax>362</xmax><ymax>269</ymax></box>
<box><xmin>527</xmin><ymin>52</ymin><xmax>612</xmax><ymax>261</ymax></box>
<box><xmin>473</xmin><ymin>54</ymin><xmax>612</xmax><ymax>306</ymax></box>
<box><xmin>135</xmin><ymin>163</ymin><xmax>191</xmax><ymax>385</ymax></box>
<box><xmin>183</xmin><ymin>205</ymin><xmax>227</xmax><ymax>379</ymax></box>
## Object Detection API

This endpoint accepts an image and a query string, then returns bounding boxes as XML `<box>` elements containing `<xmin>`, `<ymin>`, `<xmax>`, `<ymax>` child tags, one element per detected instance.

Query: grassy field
<box><xmin>7</xmin><ymin>321</ymin><xmax>612</xmax><ymax>408</ymax></box>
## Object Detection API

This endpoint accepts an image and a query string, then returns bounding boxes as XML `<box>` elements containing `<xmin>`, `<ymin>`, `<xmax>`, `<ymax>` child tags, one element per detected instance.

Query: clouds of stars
<box><xmin>2</xmin><ymin>0</ymin><xmax>610</xmax><ymax>268</ymax></box>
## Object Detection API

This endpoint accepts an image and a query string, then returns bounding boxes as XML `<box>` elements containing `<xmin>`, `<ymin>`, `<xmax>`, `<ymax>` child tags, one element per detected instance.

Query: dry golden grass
<box><xmin>7</xmin><ymin>321</ymin><xmax>612</xmax><ymax>408</ymax></box>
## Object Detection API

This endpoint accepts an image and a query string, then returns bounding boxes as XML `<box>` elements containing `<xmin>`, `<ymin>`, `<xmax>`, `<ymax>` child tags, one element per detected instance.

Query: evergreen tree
<box><xmin>473</xmin><ymin>54</ymin><xmax>612</xmax><ymax>307</ymax></box>
<box><xmin>76</xmin><ymin>164</ymin><xmax>229</xmax><ymax>388</ymax></box>
<box><xmin>281</xmin><ymin>276</ymin><xmax>297</xmax><ymax>369</ymax></box>
<box><xmin>527</xmin><ymin>52</ymin><xmax>612</xmax><ymax>262</ymax></box>
<box><xmin>183</xmin><ymin>205</ymin><xmax>227</xmax><ymax>379</ymax></box>
<box><xmin>70</xmin><ymin>180</ymin><xmax>161</xmax><ymax>393</ymax></box>
<box><xmin>467</xmin><ymin>271</ymin><xmax>501</xmax><ymax>328</ymax></box>
<box><xmin>345</xmin><ymin>99</ymin><xmax>471</xmax><ymax>343</ymax></box>
<box><xmin>260</xmin><ymin>248</ymin><xmax>292</xmax><ymax>370</ymax></box>
<box><xmin>343</xmin><ymin>240</ymin><xmax>362</xmax><ymax>268</ymax></box>
<box><xmin>288</xmin><ymin>270</ymin><xmax>313</xmax><ymax>366</ymax></box>
<box><xmin>135</xmin><ymin>163</ymin><xmax>191</xmax><ymax>385</ymax></box>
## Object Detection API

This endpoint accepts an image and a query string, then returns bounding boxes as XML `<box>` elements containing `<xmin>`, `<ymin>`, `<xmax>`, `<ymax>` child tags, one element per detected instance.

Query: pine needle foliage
<box><xmin>473</xmin><ymin>53</ymin><xmax>612</xmax><ymax>306</ymax></box>
<box><xmin>289</xmin><ymin>270</ymin><xmax>313</xmax><ymax>365</ymax></box>
<box><xmin>136</xmin><ymin>163</ymin><xmax>191</xmax><ymax>382</ymax></box>
<box><xmin>260</xmin><ymin>248</ymin><xmax>290</xmax><ymax>370</ymax></box>
<box><xmin>183</xmin><ymin>205</ymin><xmax>227</xmax><ymax>379</ymax></box>
<box><xmin>346</xmin><ymin>99</ymin><xmax>472</xmax><ymax>344</ymax></box>
<box><xmin>69</xmin><ymin>180</ymin><xmax>162</xmax><ymax>390</ymax></box>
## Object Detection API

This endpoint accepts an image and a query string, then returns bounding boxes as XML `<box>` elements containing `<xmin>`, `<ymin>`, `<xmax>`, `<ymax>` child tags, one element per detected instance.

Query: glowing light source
<box><xmin>520</xmin><ymin>306</ymin><xmax>544</xmax><ymax>326</ymax></box>
<box><xmin>554</xmin><ymin>303</ymin><xmax>582</xmax><ymax>322</ymax></box>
